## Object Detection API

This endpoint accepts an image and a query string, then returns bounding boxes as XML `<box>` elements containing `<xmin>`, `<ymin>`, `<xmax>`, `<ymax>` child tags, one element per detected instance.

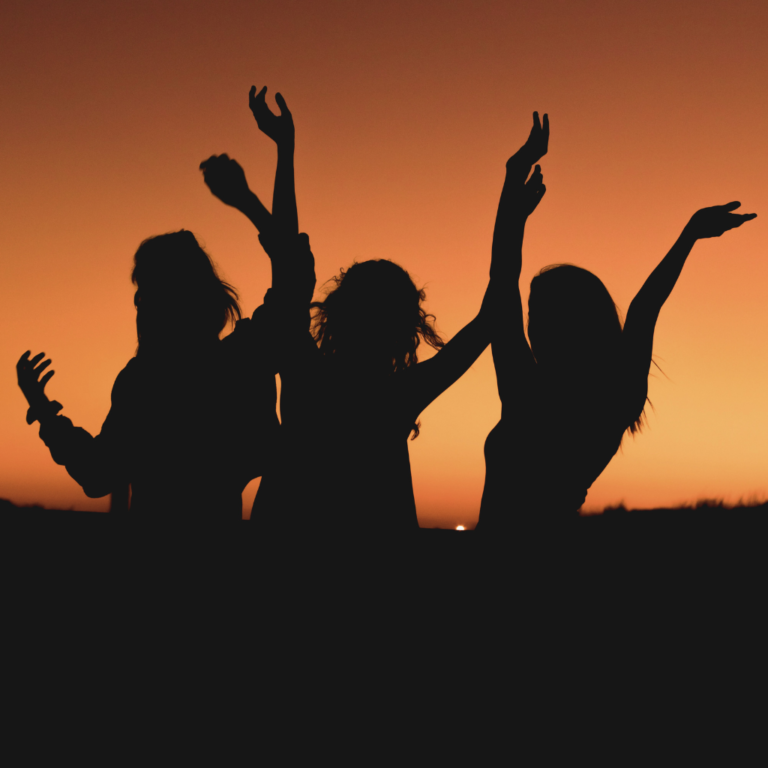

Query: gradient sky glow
<box><xmin>2</xmin><ymin>0</ymin><xmax>766</xmax><ymax>526</ymax></box>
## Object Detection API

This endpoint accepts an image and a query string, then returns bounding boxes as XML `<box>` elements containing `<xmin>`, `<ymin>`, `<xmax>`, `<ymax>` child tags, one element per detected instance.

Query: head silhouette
<box><xmin>527</xmin><ymin>264</ymin><xmax>622</xmax><ymax>374</ymax></box>
<box><xmin>311</xmin><ymin>259</ymin><xmax>443</xmax><ymax>374</ymax></box>
<box><xmin>131</xmin><ymin>230</ymin><xmax>241</xmax><ymax>352</ymax></box>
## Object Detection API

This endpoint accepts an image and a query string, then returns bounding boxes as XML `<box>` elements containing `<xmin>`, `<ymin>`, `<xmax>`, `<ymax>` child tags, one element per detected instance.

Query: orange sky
<box><xmin>2</xmin><ymin>0</ymin><xmax>766</xmax><ymax>526</ymax></box>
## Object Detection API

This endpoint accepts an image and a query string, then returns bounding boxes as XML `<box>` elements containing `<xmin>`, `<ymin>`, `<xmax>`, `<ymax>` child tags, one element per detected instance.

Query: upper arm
<box><xmin>491</xmin><ymin>288</ymin><xmax>537</xmax><ymax>405</ymax></box>
<box><xmin>621</xmin><ymin>299</ymin><xmax>658</xmax><ymax>386</ymax></box>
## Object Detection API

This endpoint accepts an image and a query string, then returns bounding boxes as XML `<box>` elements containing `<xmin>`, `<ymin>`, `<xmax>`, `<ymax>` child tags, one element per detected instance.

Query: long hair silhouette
<box><xmin>132</xmin><ymin>230</ymin><xmax>241</xmax><ymax>351</ymax></box>
<box><xmin>478</xmin><ymin>112</ymin><xmax>756</xmax><ymax>529</ymax></box>
<box><xmin>527</xmin><ymin>263</ymin><xmax>645</xmax><ymax>434</ymax></box>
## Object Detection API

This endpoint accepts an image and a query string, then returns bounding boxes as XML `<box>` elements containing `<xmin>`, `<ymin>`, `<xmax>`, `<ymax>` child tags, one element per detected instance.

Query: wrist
<box><xmin>680</xmin><ymin>223</ymin><xmax>699</xmax><ymax>245</ymax></box>
<box><xmin>26</xmin><ymin>399</ymin><xmax>63</xmax><ymax>426</ymax></box>
<box><xmin>507</xmin><ymin>148</ymin><xmax>534</xmax><ymax>169</ymax></box>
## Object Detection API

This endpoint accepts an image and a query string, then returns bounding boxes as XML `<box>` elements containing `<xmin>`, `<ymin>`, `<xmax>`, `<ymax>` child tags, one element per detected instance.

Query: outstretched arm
<box><xmin>17</xmin><ymin>351</ymin><xmax>125</xmax><ymax>498</ymax></box>
<box><xmin>400</xmin><ymin>114</ymin><xmax>551</xmax><ymax>416</ymax></box>
<box><xmin>397</xmin><ymin>281</ymin><xmax>501</xmax><ymax>419</ymax></box>
<box><xmin>623</xmin><ymin>202</ymin><xmax>757</xmax><ymax>379</ymax></box>
<box><xmin>489</xmin><ymin>113</ymin><xmax>549</xmax><ymax>403</ymax></box>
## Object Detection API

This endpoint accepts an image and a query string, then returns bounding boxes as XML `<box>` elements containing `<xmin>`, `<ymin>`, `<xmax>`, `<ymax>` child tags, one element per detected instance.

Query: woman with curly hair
<box><xmin>207</xmin><ymin>86</ymin><xmax>506</xmax><ymax>530</ymax></box>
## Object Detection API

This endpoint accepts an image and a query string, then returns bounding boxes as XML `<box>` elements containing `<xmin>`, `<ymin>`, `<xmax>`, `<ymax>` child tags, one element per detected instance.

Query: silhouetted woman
<box><xmin>478</xmin><ymin>112</ymin><xmax>757</xmax><ymax>529</ymax></box>
<box><xmin>17</xmin><ymin>229</ymin><xmax>280</xmax><ymax>520</ymax></box>
<box><xmin>205</xmin><ymin>86</ymin><xmax>500</xmax><ymax>530</ymax></box>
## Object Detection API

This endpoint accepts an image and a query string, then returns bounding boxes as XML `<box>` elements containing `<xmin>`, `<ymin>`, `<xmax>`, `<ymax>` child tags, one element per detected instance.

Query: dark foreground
<box><xmin>3</xmin><ymin>497</ymin><xmax>766</xmax><ymax>734</ymax></box>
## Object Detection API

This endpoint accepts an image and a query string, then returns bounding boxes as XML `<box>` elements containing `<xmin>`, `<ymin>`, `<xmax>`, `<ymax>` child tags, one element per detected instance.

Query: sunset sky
<box><xmin>2</xmin><ymin>0</ymin><xmax>766</xmax><ymax>527</ymax></box>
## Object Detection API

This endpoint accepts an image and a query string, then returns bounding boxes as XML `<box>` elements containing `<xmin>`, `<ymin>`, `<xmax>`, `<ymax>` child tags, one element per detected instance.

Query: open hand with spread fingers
<box><xmin>17</xmin><ymin>351</ymin><xmax>55</xmax><ymax>410</ymax></box>
<box><xmin>685</xmin><ymin>202</ymin><xmax>757</xmax><ymax>240</ymax></box>
<box><xmin>199</xmin><ymin>154</ymin><xmax>252</xmax><ymax>209</ymax></box>
<box><xmin>249</xmin><ymin>85</ymin><xmax>294</xmax><ymax>147</ymax></box>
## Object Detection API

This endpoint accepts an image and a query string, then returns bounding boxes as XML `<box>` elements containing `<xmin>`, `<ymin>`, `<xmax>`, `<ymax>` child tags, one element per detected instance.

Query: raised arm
<box><xmin>490</xmin><ymin>113</ymin><xmax>549</xmax><ymax>403</ymax></box>
<box><xmin>623</xmin><ymin>202</ymin><xmax>757</xmax><ymax>378</ymax></box>
<box><xmin>395</xmin><ymin>114</ymin><xmax>551</xmax><ymax>417</ymax></box>
<box><xmin>249</xmin><ymin>85</ymin><xmax>298</xmax><ymax>238</ymax></box>
<box><xmin>491</xmin><ymin>112</ymin><xmax>549</xmax><ymax>282</ymax></box>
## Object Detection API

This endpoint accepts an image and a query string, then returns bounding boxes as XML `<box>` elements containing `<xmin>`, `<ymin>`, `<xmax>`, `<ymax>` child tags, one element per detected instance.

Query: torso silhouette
<box><xmin>39</xmin><ymin>310</ymin><xmax>278</xmax><ymax>520</ymax></box>
<box><xmin>480</xmin><ymin>365</ymin><xmax>646</xmax><ymax>528</ymax></box>
<box><xmin>254</xmin><ymin>352</ymin><xmax>421</xmax><ymax>531</ymax></box>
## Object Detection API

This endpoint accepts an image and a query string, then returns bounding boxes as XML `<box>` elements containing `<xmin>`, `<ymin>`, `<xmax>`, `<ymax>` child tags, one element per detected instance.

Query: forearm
<box><xmin>491</xmin><ymin>167</ymin><xmax>529</xmax><ymax>281</ymax></box>
<box><xmin>408</xmin><ymin>309</ymin><xmax>492</xmax><ymax>415</ymax></box>
<box><xmin>237</xmin><ymin>190</ymin><xmax>273</xmax><ymax>235</ymax></box>
<box><xmin>273</xmin><ymin>142</ymin><xmax>298</xmax><ymax>237</ymax></box>
<box><xmin>629</xmin><ymin>228</ymin><xmax>698</xmax><ymax>320</ymax></box>
<box><xmin>38</xmin><ymin>416</ymin><xmax>115</xmax><ymax>498</ymax></box>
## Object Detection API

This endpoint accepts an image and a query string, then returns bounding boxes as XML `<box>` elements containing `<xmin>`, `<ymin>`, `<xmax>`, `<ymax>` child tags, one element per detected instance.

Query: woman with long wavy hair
<box><xmin>478</xmin><ymin>113</ymin><xmax>757</xmax><ymax>529</ymax></box>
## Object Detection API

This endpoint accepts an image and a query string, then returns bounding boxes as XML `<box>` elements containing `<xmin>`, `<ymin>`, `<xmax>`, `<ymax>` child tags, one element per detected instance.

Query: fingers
<box><xmin>249</xmin><ymin>86</ymin><xmax>268</xmax><ymax>117</ymax></box>
<box><xmin>29</xmin><ymin>352</ymin><xmax>46</xmax><ymax>367</ymax></box>
<box><xmin>17</xmin><ymin>351</ymin><xmax>31</xmax><ymax>369</ymax></box>
<box><xmin>200</xmin><ymin>154</ymin><xmax>230</xmax><ymax>170</ymax></box>
<box><xmin>40</xmin><ymin>370</ymin><xmax>55</xmax><ymax>388</ymax></box>
<box><xmin>527</xmin><ymin>164</ymin><xmax>544</xmax><ymax>188</ymax></box>
<box><xmin>36</xmin><ymin>359</ymin><xmax>52</xmax><ymax>376</ymax></box>
<box><xmin>275</xmin><ymin>92</ymin><xmax>292</xmax><ymax>117</ymax></box>
<box><xmin>543</xmin><ymin>113</ymin><xmax>550</xmax><ymax>140</ymax></box>
<box><xmin>533</xmin><ymin>111</ymin><xmax>541</xmax><ymax>131</ymax></box>
<box><xmin>721</xmin><ymin>201</ymin><xmax>741</xmax><ymax>211</ymax></box>
<box><xmin>731</xmin><ymin>213</ymin><xmax>757</xmax><ymax>228</ymax></box>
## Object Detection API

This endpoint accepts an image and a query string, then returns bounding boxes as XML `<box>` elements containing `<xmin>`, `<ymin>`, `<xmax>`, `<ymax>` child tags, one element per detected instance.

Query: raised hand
<box><xmin>513</xmin><ymin>111</ymin><xmax>549</xmax><ymax>165</ymax></box>
<box><xmin>249</xmin><ymin>86</ymin><xmax>294</xmax><ymax>147</ymax></box>
<box><xmin>17</xmin><ymin>351</ymin><xmax>55</xmax><ymax>409</ymax></box>
<box><xmin>199</xmin><ymin>154</ymin><xmax>252</xmax><ymax>209</ymax></box>
<box><xmin>685</xmin><ymin>202</ymin><xmax>757</xmax><ymax>240</ymax></box>
<box><xmin>520</xmin><ymin>164</ymin><xmax>547</xmax><ymax>216</ymax></box>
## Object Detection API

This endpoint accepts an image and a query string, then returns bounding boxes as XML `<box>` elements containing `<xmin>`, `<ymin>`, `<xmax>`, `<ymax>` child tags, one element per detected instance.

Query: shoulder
<box><xmin>111</xmin><ymin>358</ymin><xmax>139</xmax><ymax>399</ymax></box>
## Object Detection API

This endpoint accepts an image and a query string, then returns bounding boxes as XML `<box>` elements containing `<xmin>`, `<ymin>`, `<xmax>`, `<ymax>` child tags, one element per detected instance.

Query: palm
<box><xmin>249</xmin><ymin>85</ymin><xmax>294</xmax><ymax>145</ymax></box>
<box><xmin>688</xmin><ymin>202</ymin><xmax>757</xmax><ymax>239</ymax></box>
